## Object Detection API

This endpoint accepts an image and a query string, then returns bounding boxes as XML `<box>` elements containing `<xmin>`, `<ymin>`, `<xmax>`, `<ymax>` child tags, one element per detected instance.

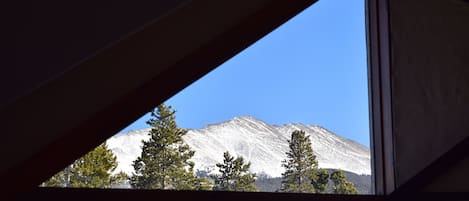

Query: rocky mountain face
<box><xmin>107</xmin><ymin>116</ymin><xmax>371</xmax><ymax>178</ymax></box>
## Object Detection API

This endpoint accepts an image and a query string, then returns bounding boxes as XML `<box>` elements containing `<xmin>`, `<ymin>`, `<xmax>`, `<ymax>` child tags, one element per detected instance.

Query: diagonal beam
<box><xmin>1</xmin><ymin>0</ymin><xmax>317</xmax><ymax>195</ymax></box>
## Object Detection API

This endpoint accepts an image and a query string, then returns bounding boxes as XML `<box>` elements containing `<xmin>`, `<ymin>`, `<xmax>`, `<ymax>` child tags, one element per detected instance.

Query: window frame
<box><xmin>366</xmin><ymin>0</ymin><xmax>395</xmax><ymax>195</ymax></box>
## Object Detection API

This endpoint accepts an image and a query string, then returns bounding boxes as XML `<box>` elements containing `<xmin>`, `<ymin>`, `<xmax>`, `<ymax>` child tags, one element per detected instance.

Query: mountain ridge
<box><xmin>107</xmin><ymin>116</ymin><xmax>371</xmax><ymax>177</ymax></box>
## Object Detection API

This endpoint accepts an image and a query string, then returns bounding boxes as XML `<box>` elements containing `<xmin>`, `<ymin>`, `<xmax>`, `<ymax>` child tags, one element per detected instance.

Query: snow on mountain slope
<box><xmin>107</xmin><ymin>116</ymin><xmax>371</xmax><ymax>177</ymax></box>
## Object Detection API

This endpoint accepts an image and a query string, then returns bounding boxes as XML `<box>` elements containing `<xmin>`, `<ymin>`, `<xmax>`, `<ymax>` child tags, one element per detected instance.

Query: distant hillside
<box><xmin>254</xmin><ymin>169</ymin><xmax>371</xmax><ymax>194</ymax></box>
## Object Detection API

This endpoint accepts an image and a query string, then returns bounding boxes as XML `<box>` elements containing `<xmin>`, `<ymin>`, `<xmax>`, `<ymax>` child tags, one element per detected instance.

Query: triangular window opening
<box><xmin>41</xmin><ymin>0</ymin><xmax>371</xmax><ymax>194</ymax></box>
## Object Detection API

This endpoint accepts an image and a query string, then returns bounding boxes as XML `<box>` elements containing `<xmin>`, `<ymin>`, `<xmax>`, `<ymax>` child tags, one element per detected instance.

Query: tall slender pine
<box><xmin>130</xmin><ymin>104</ymin><xmax>205</xmax><ymax>190</ymax></box>
<box><xmin>280</xmin><ymin>130</ymin><xmax>318</xmax><ymax>193</ymax></box>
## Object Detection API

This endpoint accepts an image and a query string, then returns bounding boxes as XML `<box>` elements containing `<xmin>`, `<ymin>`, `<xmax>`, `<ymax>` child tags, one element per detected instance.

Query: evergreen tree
<box><xmin>41</xmin><ymin>168</ymin><xmax>68</xmax><ymax>187</ymax></box>
<box><xmin>311</xmin><ymin>169</ymin><xmax>329</xmax><ymax>194</ymax></box>
<box><xmin>331</xmin><ymin>170</ymin><xmax>359</xmax><ymax>194</ymax></box>
<box><xmin>193</xmin><ymin>170</ymin><xmax>213</xmax><ymax>191</ymax></box>
<box><xmin>110</xmin><ymin>171</ymin><xmax>129</xmax><ymax>188</ymax></box>
<box><xmin>212</xmin><ymin>151</ymin><xmax>258</xmax><ymax>192</ymax></box>
<box><xmin>192</xmin><ymin>176</ymin><xmax>213</xmax><ymax>191</ymax></box>
<box><xmin>280</xmin><ymin>130</ymin><xmax>318</xmax><ymax>193</ymax></box>
<box><xmin>42</xmin><ymin>142</ymin><xmax>127</xmax><ymax>188</ymax></box>
<box><xmin>169</xmin><ymin>164</ymin><xmax>212</xmax><ymax>191</ymax></box>
<box><xmin>130</xmin><ymin>104</ymin><xmax>204</xmax><ymax>190</ymax></box>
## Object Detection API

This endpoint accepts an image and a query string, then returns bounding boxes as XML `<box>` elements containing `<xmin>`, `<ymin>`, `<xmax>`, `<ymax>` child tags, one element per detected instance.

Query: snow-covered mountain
<box><xmin>107</xmin><ymin>116</ymin><xmax>371</xmax><ymax>177</ymax></box>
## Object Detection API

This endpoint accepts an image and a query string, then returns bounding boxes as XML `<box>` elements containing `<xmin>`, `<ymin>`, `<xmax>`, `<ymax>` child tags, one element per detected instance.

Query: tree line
<box><xmin>42</xmin><ymin>104</ymin><xmax>358</xmax><ymax>194</ymax></box>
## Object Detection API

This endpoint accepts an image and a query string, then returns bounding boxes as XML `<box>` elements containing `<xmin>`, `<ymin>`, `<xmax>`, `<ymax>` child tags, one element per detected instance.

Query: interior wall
<box><xmin>390</xmin><ymin>0</ymin><xmax>469</xmax><ymax>189</ymax></box>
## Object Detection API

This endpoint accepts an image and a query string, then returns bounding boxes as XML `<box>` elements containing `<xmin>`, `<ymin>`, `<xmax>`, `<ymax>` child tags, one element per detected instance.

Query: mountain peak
<box><xmin>108</xmin><ymin>116</ymin><xmax>371</xmax><ymax>177</ymax></box>
<box><xmin>230</xmin><ymin>115</ymin><xmax>266</xmax><ymax>124</ymax></box>
<box><xmin>232</xmin><ymin>115</ymin><xmax>258</xmax><ymax>121</ymax></box>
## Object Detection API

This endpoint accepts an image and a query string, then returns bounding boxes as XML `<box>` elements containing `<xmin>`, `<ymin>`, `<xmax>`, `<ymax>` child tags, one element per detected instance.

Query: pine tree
<box><xmin>192</xmin><ymin>176</ymin><xmax>213</xmax><ymax>191</ymax></box>
<box><xmin>212</xmin><ymin>151</ymin><xmax>258</xmax><ymax>192</ymax></box>
<box><xmin>41</xmin><ymin>142</ymin><xmax>127</xmax><ymax>188</ymax></box>
<box><xmin>130</xmin><ymin>104</ymin><xmax>204</xmax><ymax>190</ymax></box>
<box><xmin>311</xmin><ymin>169</ymin><xmax>329</xmax><ymax>193</ymax></box>
<box><xmin>280</xmin><ymin>130</ymin><xmax>318</xmax><ymax>193</ymax></box>
<box><xmin>110</xmin><ymin>171</ymin><xmax>129</xmax><ymax>188</ymax></box>
<box><xmin>168</xmin><ymin>164</ymin><xmax>212</xmax><ymax>191</ymax></box>
<box><xmin>330</xmin><ymin>170</ymin><xmax>359</xmax><ymax>194</ymax></box>
<box><xmin>41</xmin><ymin>169</ymin><xmax>68</xmax><ymax>187</ymax></box>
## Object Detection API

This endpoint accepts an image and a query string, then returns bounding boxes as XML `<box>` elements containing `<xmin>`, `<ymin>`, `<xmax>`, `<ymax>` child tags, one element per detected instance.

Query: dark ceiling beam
<box><xmin>1</xmin><ymin>0</ymin><xmax>317</xmax><ymax>194</ymax></box>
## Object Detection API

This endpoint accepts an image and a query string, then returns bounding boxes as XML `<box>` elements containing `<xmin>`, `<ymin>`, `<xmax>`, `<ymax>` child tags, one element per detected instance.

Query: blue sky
<box><xmin>120</xmin><ymin>0</ymin><xmax>370</xmax><ymax>147</ymax></box>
